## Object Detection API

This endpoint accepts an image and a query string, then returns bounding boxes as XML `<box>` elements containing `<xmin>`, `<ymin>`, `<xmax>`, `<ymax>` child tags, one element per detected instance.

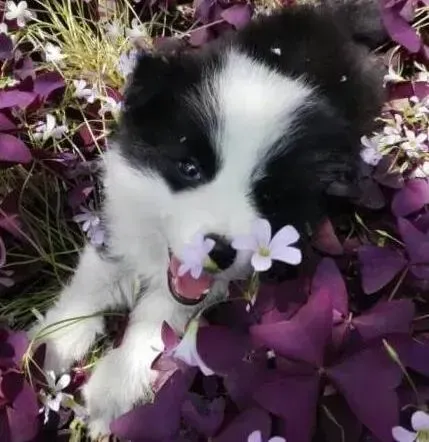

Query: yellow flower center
<box><xmin>418</xmin><ymin>431</ymin><xmax>429</xmax><ymax>442</ymax></box>
<box><xmin>203</xmin><ymin>256</ymin><xmax>219</xmax><ymax>273</ymax></box>
<box><xmin>258</xmin><ymin>247</ymin><xmax>270</xmax><ymax>257</ymax></box>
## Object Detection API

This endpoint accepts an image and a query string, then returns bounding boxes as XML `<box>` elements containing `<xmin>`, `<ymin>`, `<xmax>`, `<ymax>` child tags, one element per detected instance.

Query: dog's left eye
<box><xmin>177</xmin><ymin>159</ymin><xmax>202</xmax><ymax>181</ymax></box>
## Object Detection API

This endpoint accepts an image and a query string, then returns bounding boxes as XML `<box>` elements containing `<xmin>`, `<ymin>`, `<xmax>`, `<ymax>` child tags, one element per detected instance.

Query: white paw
<box><xmin>29</xmin><ymin>311</ymin><xmax>104</xmax><ymax>373</ymax></box>
<box><xmin>83</xmin><ymin>347</ymin><xmax>155</xmax><ymax>439</ymax></box>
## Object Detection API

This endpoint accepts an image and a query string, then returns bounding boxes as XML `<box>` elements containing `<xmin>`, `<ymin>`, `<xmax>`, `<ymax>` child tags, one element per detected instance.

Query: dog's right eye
<box><xmin>177</xmin><ymin>159</ymin><xmax>202</xmax><ymax>182</ymax></box>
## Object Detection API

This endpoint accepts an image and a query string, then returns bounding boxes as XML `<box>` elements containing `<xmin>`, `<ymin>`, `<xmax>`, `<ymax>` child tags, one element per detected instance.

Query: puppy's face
<box><xmin>116</xmin><ymin>47</ymin><xmax>358</xmax><ymax>277</ymax></box>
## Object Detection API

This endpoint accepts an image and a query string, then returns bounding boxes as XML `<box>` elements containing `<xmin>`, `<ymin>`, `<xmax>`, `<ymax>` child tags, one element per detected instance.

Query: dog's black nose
<box><xmin>205</xmin><ymin>234</ymin><xmax>236</xmax><ymax>270</ymax></box>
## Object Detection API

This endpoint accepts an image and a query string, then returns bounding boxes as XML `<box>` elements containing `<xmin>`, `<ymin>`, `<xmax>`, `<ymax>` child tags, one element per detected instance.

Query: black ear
<box><xmin>324</xmin><ymin>0</ymin><xmax>387</xmax><ymax>50</ymax></box>
<box><xmin>123</xmin><ymin>53</ymin><xmax>174</xmax><ymax>110</ymax></box>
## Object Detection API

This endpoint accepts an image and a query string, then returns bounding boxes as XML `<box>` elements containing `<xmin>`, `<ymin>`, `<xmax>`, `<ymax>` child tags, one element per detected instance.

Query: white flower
<box><xmin>248</xmin><ymin>430</ymin><xmax>286</xmax><ymax>442</ymax></box>
<box><xmin>0</xmin><ymin>23</ymin><xmax>8</xmax><ymax>34</ymax></box>
<box><xmin>117</xmin><ymin>49</ymin><xmax>138</xmax><ymax>79</ymax></box>
<box><xmin>383</xmin><ymin>65</ymin><xmax>404</xmax><ymax>85</ymax></box>
<box><xmin>73</xmin><ymin>79</ymin><xmax>97</xmax><ymax>103</ymax></box>
<box><xmin>170</xmin><ymin>318</ymin><xmax>214</xmax><ymax>376</ymax></box>
<box><xmin>39</xmin><ymin>371</ymin><xmax>71</xmax><ymax>424</ymax></box>
<box><xmin>34</xmin><ymin>114</ymin><xmax>68</xmax><ymax>142</ymax></box>
<box><xmin>178</xmin><ymin>233</ymin><xmax>215</xmax><ymax>279</ymax></box>
<box><xmin>44</xmin><ymin>42</ymin><xmax>65</xmax><ymax>63</ymax></box>
<box><xmin>73</xmin><ymin>204</ymin><xmax>105</xmax><ymax>246</ymax></box>
<box><xmin>98</xmin><ymin>96</ymin><xmax>122</xmax><ymax>118</ymax></box>
<box><xmin>232</xmin><ymin>219</ymin><xmax>302</xmax><ymax>272</ymax></box>
<box><xmin>5</xmin><ymin>1</ymin><xmax>35</xmax><ymax>28</ymax></box>
<box><xmin>104</xmin><ymin>20</ymin><xmax>123</xmax><ymax>40</ymax></box>
<box><xmin>392</xmin><ymin>410</ymin><xmax>429</xmax><ymax>442</ymax></box>
<box><xmin>125</xmin><ymin>18</ymin><xmax>148</xmax><ymax>43</ymax></box>
<box><xmin>360</xmin><ymin>134</ymin><xmax>383</xmax><ymax>166</ymax></box>
<box><xmin>412</xmin><ymin>161</ymin><xmax>429</xmax><ymax>178</ymax></box>
<box><xmin>401</xmin><ymin>129</ymin><xmax>428</xmax><ymax>157</ymax></box>
<box><xmin>410</xmin><ymin>96</ymin><xmax>429</xmax><ymax>118</ymax></box>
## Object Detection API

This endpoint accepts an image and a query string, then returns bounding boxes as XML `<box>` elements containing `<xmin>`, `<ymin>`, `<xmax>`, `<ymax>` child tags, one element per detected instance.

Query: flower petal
<box><xmin>392</xmin><ymin>426</ymin><xmax>417</xmax><ymax>442</ymax></box>
<box><xmin>47</xmin><ymin>393</ymin><xmax>62</xmax><ymax>412</ymax></box>
<box><xmin>251</xmin><ymin>253</ymin><xmax>272</xmax><ymax>272</ymax></box>
<box><xmin>247</xmin><ymin>430</ymin><xmax>262</xmax><ymax>442</ymax></box>
<box><xmin>253</xmin><ymin>219</ymin><xmax>271</xmax><ymax>248</ymax></box>
<box><xmin>232</xmin><ymin>234</ymin><xmax>258</xmax><ymax>251</ymax></box>
<box><xmin>271</xmin><ymin>225</ymin><xmax>300</xmax><ymax>247</ymax></box>
<box><xmin>411</xmin><ymin>410</ymin><xmax>429</xmax><ymax>431</ymax></box>
<box><xmin>270</xmin><ymin>246</ymin><xmax>302</xmax><ymax>266</ymax></box>
<box><xmin>55</xmin><ymin>373</ymin><xmax>71</xmax><ymax>391</ymax></box>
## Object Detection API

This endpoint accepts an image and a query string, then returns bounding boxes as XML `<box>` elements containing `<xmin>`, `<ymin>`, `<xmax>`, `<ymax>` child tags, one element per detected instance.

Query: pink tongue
<box><xmin>169</xmin><ymin>256</ymin><xmax>213</xmax><ymax>300</ymax></box>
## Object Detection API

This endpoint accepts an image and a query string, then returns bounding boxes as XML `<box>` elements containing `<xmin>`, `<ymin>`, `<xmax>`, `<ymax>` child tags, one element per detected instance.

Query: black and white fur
<box><xmin>31</xmin><ymin>1</ymin><xmax>386</xmax><ymax>437</ymax></box>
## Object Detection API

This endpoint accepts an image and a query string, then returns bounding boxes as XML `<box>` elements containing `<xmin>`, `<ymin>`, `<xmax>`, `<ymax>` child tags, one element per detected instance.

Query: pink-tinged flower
<box><xmin>412</xmin><ymin>161</ymin><xmax>429</xmax><ymax>178</ymax></box>
<box><xmin>33</xmin><ymin>114</ymin><xmax>68</xmax><ymax>142</ymax></box>
<box><xmin>73</xmin><ymin>204</ymin><xmax>105</xmax><ymax>246</ymax></box>
<box><xmin>401</xmin><ymin>129</ymin><xmax>428</xmax><ymax>157</ymax></box>
<box><xmin>392</xmin><ymin>410</ymin><xmax>429</xmax><ymax>442</ymax></box>
<box><xmin>169</xmin><ymin>318</ymin><xmax>214</xmax><ymax>376</ymax></box>
<box><xmin>360</xmin><ymin>135</ymin><xmax>383</xmax><ymax>166</ymax></box>
<box><xmin>39</xmin><ymin>371</ymin><xmax>72</xmax><ymax>424</ymax></box>
<box><xmin>5</xmin><ymin>1</ymin><xmax>35</xmax><ymax>28</ymax></box>
<box><xmin>232</xmin><ymin>219</ymin><xmax>302</xmax><ymax>272</ymax></box>
<box><xmin>177</xmin><ymin>233</ymin><xmax>215</xmax><ymax>279</ymax></box>
<box><xmin>248</xmin><ymin>430</ymin><xmax>286</xmax><ymax>442</ymax></box>
<box><xmin>73</xmin><ymin>79</ymin><xmax>96</xmax><ymax>103</ymax></box>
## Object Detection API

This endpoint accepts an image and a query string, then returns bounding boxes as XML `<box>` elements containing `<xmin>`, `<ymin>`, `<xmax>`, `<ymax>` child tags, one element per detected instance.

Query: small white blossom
<box><xmin>44</xmin><ymin>42</ymin><xmax>65</xmax><ymax>63</ymax></box>
<box><xmin>39</xmin><ymin>371</ymin><xmax>72</xmax><ymax>424</ymax></box>
<box><xmin>104</xmin><ymin>20</ymin><xmax>123</xmax><ymax>40</ymax></box>
<box><xmin>5</xmin><ymin>1</ymin><xmax>35</xmax><ymax>28</ymax></box>
<box><xmin>73</xmin><ymin>204</ymin><xmax>105</xmax><ymax>246</ymax></box>
<box><xmin>34</xmin><ymin>114</ymin><xmax>68</xmax><ymax>142</ymax></box>
<box><xmin>117</xmin><ymin>49</ymin><xmax>138</xmax><ymax>79</ymax></box>
<box><xmin>98</xmin><ymin>96</ymin><xmax>122</xmax><ymax>118</ymax></box>
<box><xmin>393</xmin><ymin>410</ymin><xmax>429</xmax><ymax>442</ymax></box>
<box><xmin>360</xmin><ymin>134</ymin><xmax>383</xmax><ymax>166</ymax></box>
<box><xmin>410</xmin><ymin>96</ymin><xmax>429</xmax><ymax>118</ymax></box>
<box><xmin>401</xmin><ymin>129</ymin><xmax>428</xmax><ymax>157</ymax></box>
<box><xmin>383</xmin><ymin>65</ymin><xmax>404</xmax><ymax>85</ymax></box>
<box><xmin>412</xmin><ymin>161</ymin><xmax>429</xmax><ymax>178</ymax></box>
<box><xmin>73</xmin><ymin>79</ymin><xmax>97</xmax><ymax>103</ymax></box>
<box><xmin>0</xmin><ymin>23</ymin><xmax>8</xmax><ymax>34</ymax></box>
<box><xmin>125</xmin><ymin>18</ymin><xmax>148</xmax><ymax>43</ymax></box>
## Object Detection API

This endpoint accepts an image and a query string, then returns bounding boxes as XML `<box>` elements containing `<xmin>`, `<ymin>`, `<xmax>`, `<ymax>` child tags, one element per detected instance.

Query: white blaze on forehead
<box><xmin>212</xmin><ymin>49</ymin><xmax>312</xmax><ymax>180</ymax></box>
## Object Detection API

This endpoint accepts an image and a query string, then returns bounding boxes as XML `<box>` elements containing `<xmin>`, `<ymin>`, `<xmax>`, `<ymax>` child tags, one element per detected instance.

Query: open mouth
<box><xmin>167</xmin><ymin>255</ymin><xmax>214</xmax><ymax>305</ymax></box>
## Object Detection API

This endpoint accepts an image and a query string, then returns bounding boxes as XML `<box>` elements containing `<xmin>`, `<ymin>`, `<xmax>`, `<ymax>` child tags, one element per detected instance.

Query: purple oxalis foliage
<box><xmin>0</xmin><ymin>0</ymin><xmax>429</xmax><ymax>441</ymax></box>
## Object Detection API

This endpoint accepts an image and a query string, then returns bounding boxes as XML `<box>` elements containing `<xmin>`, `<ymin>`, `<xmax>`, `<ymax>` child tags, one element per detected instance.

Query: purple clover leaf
<box><xmin>398</xmin><ymin>218</ymin><xmax>429</xmax><ymax>279</ymax></box>
<box><xmin>381</xmin><ymin>0</ymin><xmax>422</xmax><ymax>53</ymax></box>
<box><xmin>232</xmin><ymin>219</ymin><xmax>302</xmax><ymax>272</ymax></box>
<box><xmin>177</xmin><ymin>233</ymin><xmax>215</xmax><ymax>279</ymax></box>
<box><xmin>214</xmin><ymin>407</ymin><xmax>272</xmax><ymax>442</ymax></box>
<box><xmin>0</xmin><ymin>328</ymin><xmax>28</xmax><ymax>369</ymax></box>
<box><xmin>110</xmin><ymin>370</ymin><xmax>193</xmax><ymax>441</ymax></box>
<box><xmin>0</xmin><ymin>133</ymin><xmax>32</xmax><ymax>164</ymax></box>
<box><xmin>358</xmin><ymin>245</ymin><xmax>408</xmax><ymax>294</ymax></box>
<box><xmin>181</xmin><ymin>394</ymin><xmax>225</xmax><ymax>437</ymax></box>
<box><xmin>392</xmin><ymin>179</ymin><xmax>429</xmax><ymax>217</ymax></box>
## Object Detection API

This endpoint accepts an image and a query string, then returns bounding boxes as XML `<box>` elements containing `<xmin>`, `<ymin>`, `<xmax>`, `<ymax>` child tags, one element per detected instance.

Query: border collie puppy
<box><xmin>31</xmin><ymin>0</ymin><xmax>386</xmax><ymax>437</ymax></box>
